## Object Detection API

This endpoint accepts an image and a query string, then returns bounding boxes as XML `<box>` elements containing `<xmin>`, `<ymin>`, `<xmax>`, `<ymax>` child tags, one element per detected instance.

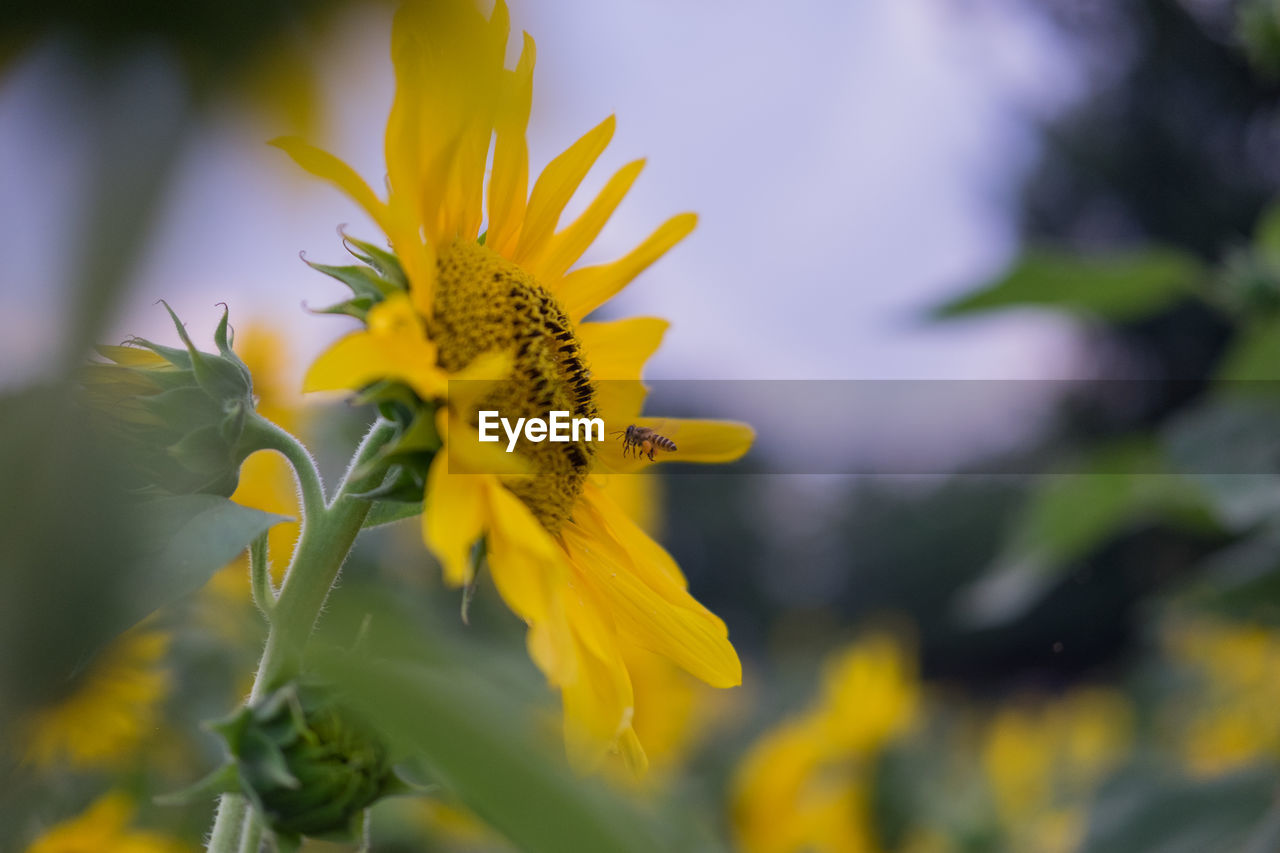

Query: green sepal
<box><xmin>342</xmin><ymin>232</ymin><xmax>407</xmax><ymax>289</ymax></box>
<box><xmin>308</xmin><ymin>297</ymin><xmax>376</xmax><ymax>322</ymax></box>
<box><xmin>153</xmin><ymin>763</ymin><xmax>242</xmax><ymax>806</ymax></box>
<box><xmin>346</xmin><ymin>465</ymin><xmax>425</xmax><ymax>503</ymax></box>
<box><xmin>361</xmin><ymin>499</ymin><xmax>424</xmax><ymax>529</ymax></box>
<box><xmin>128</xmin><ymin>336</ymin><xmax>195</xmax><ymax>370</ymax></box>
<box><xmin>140</xmin><ymin>386</ymin><xmax>224</xmax><ymax>433</ymax></box>
<box><xmin>212</xmin><ymin>305</ymin><xmax>254</xmax><ymax>385</ymax></box>
<box><xmin>219</xmin><ymin>399</ymin><xmax>249</xmax><ymax>445</ymax></box>
<box><xmin>168</xmin><ymin>424</ymin><xmax>238</xmax><ymax>476</ymax></box>
<box><xmin>352</xmin><ymin>378</ymin><xmax>420</xmax><ymax>410</ymax></box>
<box><xmin>196</xmin><ymin>681</ymin><xmax>396</xmax><ymax>841</ymax></box>
<box><xmin>304</xmin><ymin>259</ymin><xmax>397</xmax><ymax>301</ymax></box>
<box><xmin>127</xmin><ymin>365</ymin><xmax>198</xmax><ymax>393</ymax></box>
<box><xmin>386</xmin><ymin>408</ymin><xmax>441</xmax><ymax>454</ymax></box>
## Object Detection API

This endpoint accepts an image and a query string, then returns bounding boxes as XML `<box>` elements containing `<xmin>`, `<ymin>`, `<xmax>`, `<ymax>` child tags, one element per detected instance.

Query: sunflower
<box><xmin>731</xmin><ymin>638</ymin><xmax>918</xmax><ymax>853</ymax></box>
<box><xmin>20</xmin><ymin>630</ymin><xmax>171</xmax><ymax>770</ymax></box>
<box><xmin>275</xmin><ymin>0</ymin><xmax>752</xmax><ymax>769</ymax></box>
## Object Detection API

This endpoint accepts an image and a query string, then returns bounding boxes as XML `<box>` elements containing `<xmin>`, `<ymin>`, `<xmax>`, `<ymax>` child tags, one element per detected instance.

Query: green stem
<box><xmin>205</xmin><ymin>419</ymin><xmax>396</xmax><ymax>852</ymax></box>
<box><xmin>242</xmin><ymin>414</ymin><xmax>326</xmax><ymax>520</ymax></box>
<box><xmin>259</xmin><ymin>418</ymin><xmax>395</xmax><ymax>691</ymax></box>
<box><xmin>206</xmin><ymin>795</ymin><xmax>247</xmax><ymax>853</ymax></box>
<box><xmin>249</xmin><ymin>532</ymin><xmax>274</xmax><ymax>617</ymax></box>
<box><xmin>237</xmin><ymin>809</ymin><xmax>263</xmax><ymax>853</ymax></box>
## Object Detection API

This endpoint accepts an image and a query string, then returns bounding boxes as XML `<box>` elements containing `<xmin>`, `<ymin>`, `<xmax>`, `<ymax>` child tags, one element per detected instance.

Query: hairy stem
<box><xmin>206</xmin><ymin>795</ymin><xmax>247</xmax><ymax>853</ymax></box>
<box><xmin>237</xmin><ymin>809</ymin><xmax>263</xmax><ymax>853</ymax></box>
<box><xmin>242</xmin><ymin>414</ymin><xmax>326</xmax><ymax>519</ymax></box>
<box><xmin>205</xmin><ymin>418</ymin><xmax>396</xmax><ymax>852</ymax></box>
<box><xmin>248</xmin><ymin>532</ymin><xmax>274</xmax><ymax>617</ymax></box>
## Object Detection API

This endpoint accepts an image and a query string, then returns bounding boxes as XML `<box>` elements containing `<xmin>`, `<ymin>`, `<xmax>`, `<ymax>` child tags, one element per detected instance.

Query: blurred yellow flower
<box><xmin>278</xmin><ymin>0</ymin><xmax>753</xmax><ymax>770</ymax></box>
<box><xmin>24</xmin><ymin>791</ymin><xmax>189</xmax><ymax>853</ymax></box>
<box><xmin>206</xmin><ymin>325</ymin><xmax>304</xmax><ymax>604</ymax></box>
<box><xmin>980</xmin><ymin>687</ymin><xmax>1132</xmax><ymax>853</ymax></box>
<box><xmin>1162</xmin><ymin>617</ymin><xmax>1280</xmax><ymax>776</ymax></box>
<box><xmin>732</xmin><ymin>636</ymin><xmax>918</xmax><ymax>853</ymax></box>
<box><xmin>21</xmin><ymin>630</ymin><xmax>170</xmax><ymax>770</ymax></box>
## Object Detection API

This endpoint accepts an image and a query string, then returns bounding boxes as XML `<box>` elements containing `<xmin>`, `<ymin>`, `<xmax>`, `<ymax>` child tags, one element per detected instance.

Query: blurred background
<box><xmin>6</xmin><ymin>0</ymin><xmax>1280</xmax><ymax>850</ymax></box>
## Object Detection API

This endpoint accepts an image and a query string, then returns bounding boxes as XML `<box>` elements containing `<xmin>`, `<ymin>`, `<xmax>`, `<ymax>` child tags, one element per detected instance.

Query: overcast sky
<box><xmin>1</xmin><ymin>0</ymin><xmax>1094</xmax><ymax>462</ymax></box>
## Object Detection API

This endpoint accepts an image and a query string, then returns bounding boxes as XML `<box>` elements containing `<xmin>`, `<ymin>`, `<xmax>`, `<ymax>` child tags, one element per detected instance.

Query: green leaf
<box><xmin>311</xmin><ymin>593</ymin><xmax>690</xmax><ymax>853</ymax></box>
<box><xmin>1079</xmin><ymin>765</ymin><xmax>1278</xmax><ymax>853</ymax></box>
<box><xmin>1243</xmin><ymin>798</ymin><xmax>1280</xmax><ymax>853</ymax></box>
<box><xmin>1180</xmin><ymin>525</ymin><xmax>1280</xmax><ymax>624</ymax></box>
<box><xmin>957</xmin><ymin>441</ymin><xmax>1216</xmax><ymax>626</ymax></box>
<box><xmin>1217</xmin><ymin>314</ymin><xmax>1280</xmax><ymax>381</ymax></box>
<box><xmin>1255</xmin><ymin>201</ymin><xmax>1280</xmax><ymax>257</ymax></box>
<box><xmin>117</xmin><ymin>495</ymin><xmax>290</xmax><ymax>635</ymax></box>
<box><xmin>1164</xmin><ymin>398</ymin><xmax>1280</xmax><ymax>530</ymax></box>
<box><xmin>936</xmin><ymin>248</ymin><xmax>1203</xmax><ymax>320</ymax></box>
<box><xmin>361</xmin><ymin>500</ymin><xmax>422</xmax><ymax>529</ymax></box>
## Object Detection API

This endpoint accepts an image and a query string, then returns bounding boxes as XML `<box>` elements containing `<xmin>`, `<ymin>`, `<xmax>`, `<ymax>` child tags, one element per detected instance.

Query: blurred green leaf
<box><xmin>1255</xmin><ymin>201</ymin><xmax>1280</xmax><ymax>257</ymax></box>
<box><xmin>1181</xmin><ymin>526</ymin><xmax>1280</xmax><ymax>624</ymax></box>
<box><xmin>1243</xmin><ymin>797</ymin><xmax>1280</xmax><ymax>853</ymax></box>
<box><xmin>936</xmin><ymin>249</ymin><xmax>1203</xmax><ymax>320</ymax></box>
<box><xmin>1080</xmin><ymin>765</ymin><xmax>1278</xmax><ymax>853</ymax></box>
<box><xmin>1215</xmin><ymin>316</ymin><xmax>1280</xmax><ymax>381</ymax></box>
<box><xmin>958</xmin><ymin>441</ymin><xmax>1216</xmax><ymax>626</ymax></box>
<box><xmin>311</xmin><ymin>595</ymin><xmax>692</xmax><ymax>853</ymax></box>
<box><xmin>1164</xmin><ymin>398</ymin><xmax>1280</xmax><ymax>529</ymax></box>
<box><xmin>125</xmin><ymin>494</ymin><xmax>289</xmax><ymax>632</ymax></box>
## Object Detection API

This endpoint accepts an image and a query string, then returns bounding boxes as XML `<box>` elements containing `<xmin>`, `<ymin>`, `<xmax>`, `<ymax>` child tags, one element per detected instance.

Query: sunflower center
<box><xmin>430</xmin><ymin>239</ymin><xmax>596</xmax><ymax>532</ymax></box>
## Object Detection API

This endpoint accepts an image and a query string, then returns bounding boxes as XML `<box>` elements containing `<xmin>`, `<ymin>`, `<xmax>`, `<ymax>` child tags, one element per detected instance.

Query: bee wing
<box><xmin>637</xmin><ymin>417</ymin><xmax>680</xmax><ymax>443</ymax></box>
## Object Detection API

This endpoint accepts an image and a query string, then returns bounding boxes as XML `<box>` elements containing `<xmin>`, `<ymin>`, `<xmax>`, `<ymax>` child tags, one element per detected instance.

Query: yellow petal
<box><xmin>595</xmin><ymin>417</ymin><xmax>755</xmax><ymax>473</ymax></box>
<box><xmin>446</xmin><ymin>349</ymin><xmax>515</xmax><ymax>414</ymax></box>
<box><xmin>529</xmin><ymin>158</ymin><xmax>646</xmax><ymax>281</ymax></box>
<box><xmin>564</xmin><ymin>519</ymin><xmax>741</xmax><ymax>689</ymax></box>
<box><xmin>386</xmin><ymin>0</ymin><xmax>504</xmax><ymax>245</ymax></box>
<box><xmin>438</xmin><ymin>2</ymin><xmax>508</xmax><ymax>242</ymax></box>
<box><xmin>617</xmin><ymin>727</ymin><xmax>650</xmax><ymax>777</ymax></box>
<box><xmin>527</xmin><ymin>608</ymin><xmax>579</xmax><ymax>688</ymax></box>
<box><xmin>96</xmin><ymin>345</ymin><xmax>170</xmax><ymax>368</ymax></box>
<box><xmin>423</xmin><ymin>454</ymin><xmax>486</xmax><ymax>587</ymax></box>
<box><xmin>557</xmin><ymin>213</ymin><xmax>697</xmax><ymax>322</ymax></box>
<box><xmin>303</xmin><ymin>332</ymin><xmax>393</xmax><ymax>393</ymax></box>
<box><xmin>576</xmin><ymin>317</ymin><xmax>668</xmax><ymax>379</ymax></box>
<box><xmin>304</xmin><ymin>296</ymin><xmax>447</xmax><ymax>399</ymax></box>
<box><xmin>592</xmin><ymin>470</ymin><xmax>662</xmax><ymax>537</ymax></box>
<box><xmin>447</xmin><ymin>0</ymin><xmax>510</xmax><ymax>241</ymax></box>
<box><xmin>483</xmin><ymin>483</ymin><xmax>564</xmax><ymax>624</ymax></box>
<box><xmin>578</xmin><ymin>481</ymin><xmax>689</xmax><ymax>596</ymax></box>
<box><xmin>513</xmin><ymin>115</ymin><xmax>616</xmax><ymax>265</ymax></box>
<box><xmin>558</xmin><ymin>599</ymin><xmax>637</xmax><ymax>770</ymax></box>
<box><xmin>561</xmin><ymin>650</ymin><xmax>632</xmax><ymax>770</ymax></box>
<box><xmin>578</xmin><ymin>317</ymin><xmax>668</xmax><ymax>430</ymax></box>
<box><xmin>271</xmin><ymin>137</ymin><xmax>391</xmax><ymax>236</ymax></box>
<box><xmin>444</xmin><ymin>411</ymin><xmax>531</xmax><ymax>476</ymax></box>
<box><xmin>487</xmin><ymin>33</ymin><xmax>535</xmax><ymax>257</ymax></box>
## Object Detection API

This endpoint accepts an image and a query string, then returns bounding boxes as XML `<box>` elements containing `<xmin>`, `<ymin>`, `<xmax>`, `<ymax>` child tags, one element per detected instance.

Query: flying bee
<box><xmin>614</xmin><ymin>424</ymin><xmax>677</xmax><ymax>461</ymax></box>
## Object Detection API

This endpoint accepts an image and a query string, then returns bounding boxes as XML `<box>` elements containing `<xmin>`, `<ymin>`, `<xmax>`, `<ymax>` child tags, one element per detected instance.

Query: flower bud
<box><xmin>82</xmin><ymin>304</ymin><xmax>256</xmax><ymax>497</ymax></box>
<box><xmin>212</xmin><ymin>681</ymin><xmax>394</xmax><ymax>840</ymax></box>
